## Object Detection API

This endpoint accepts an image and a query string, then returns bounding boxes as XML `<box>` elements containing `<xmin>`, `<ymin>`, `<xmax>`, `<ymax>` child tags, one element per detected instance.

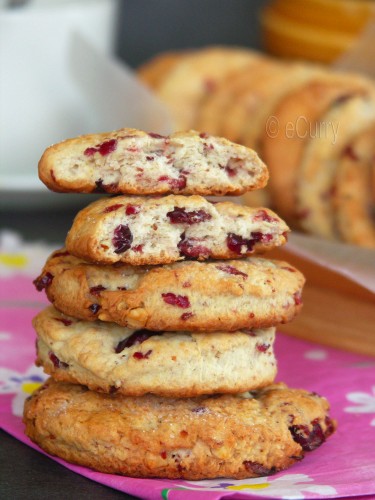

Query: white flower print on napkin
<box><xmin>345</xmin><ymin>386</ymin><xmax>375</xmax><ymax>426</ymax></box>
<box><xmin>182</xmin><ymin>473</ymin><xmax>337</xmax><ymax>498</ymax></box>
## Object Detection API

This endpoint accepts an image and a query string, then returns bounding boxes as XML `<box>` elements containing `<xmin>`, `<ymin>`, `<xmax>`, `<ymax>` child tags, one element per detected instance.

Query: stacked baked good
<box><xmin>138</xmin><ymin>47</ymin><xmax>375</xmax><ymax>248</ymax></box>
<box><xmin>24</xmin><ymin>128</ymin><xmax>335</xmax><ymax>480</ymax></box>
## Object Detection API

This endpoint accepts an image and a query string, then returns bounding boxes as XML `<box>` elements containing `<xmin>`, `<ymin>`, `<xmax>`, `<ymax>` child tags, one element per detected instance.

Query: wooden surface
<box><xmin>269</xmin><ymin>247</ymin><xmax>375</xmax><ymax>357</ymax></box>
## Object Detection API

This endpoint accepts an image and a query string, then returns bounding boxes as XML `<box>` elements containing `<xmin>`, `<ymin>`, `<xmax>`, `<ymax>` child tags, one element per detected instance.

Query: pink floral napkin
<box><xmin>1</xmin><ymin>234</ymin><xmax>374</xmax><ymax>499</ymax></box>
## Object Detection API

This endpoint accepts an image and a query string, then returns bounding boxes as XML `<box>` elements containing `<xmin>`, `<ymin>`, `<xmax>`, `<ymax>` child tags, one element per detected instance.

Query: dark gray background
<box><xmin>2</xmin><ymin>1</ymin><xmax>268</xmax><ymax>499</ymax></box>
<box><xmin>116</xmin><ymin>0</ymin><xmax>266</xmax><ymax>67</ymax></box>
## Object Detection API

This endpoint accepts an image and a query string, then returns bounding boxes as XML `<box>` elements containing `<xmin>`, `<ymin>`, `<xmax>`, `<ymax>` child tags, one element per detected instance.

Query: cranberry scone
<box><xmin>34</xmin><ymin>306</ymin><xmax>277</xmax><ymax>397</ymax></box>
<box><xmin>196</xmin><ymin>58</ymin><xmax>265</xmax><ymax>136</ymax></box>
<box><xmin>296</xmin><ymin>94</ymin><xmax>375</xmax><ymax>239</ymax></box>
<box><xmin>34</xmin><ymin>250</ymin><xmax>304</xmax><ymax>331</ymax></box>
<box><xmin>65</xmin><ymin>195</ymin><xmax>289</xmax><ymax>265</ymax></box>
<box><xmin>38</xmin><ymin>128</ymin><xmax>268</xmax><ymax>196</ymax></box>
<box><xmin>154</xmin><ymin>46</ymin><xmax>259</xmax><ymax>129</ymax></box>
<box><xmin>262</xmin><ymin>72</ymin><xmax>372</xmax><ymax>224</ymax></box>
<box><xmin>24</xmin><ymin>379</ymin><xmax>336</xmax><ymax>479</ymax></box>
<box><xmin>332</xmin><ymin>125</ymin><xmax>375</xmax><ymax>248</ymax></box>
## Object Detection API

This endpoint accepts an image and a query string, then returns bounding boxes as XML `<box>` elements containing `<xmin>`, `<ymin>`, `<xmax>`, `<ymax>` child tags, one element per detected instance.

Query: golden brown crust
<box><xmin>332</xmin><ymin>124</ymin><xmax>375</xmax><ymax>248</ymax></box>
<box><xmin>196</xmin><ymin>57</ymin><xmax>264</xmax><ymax>136</ymax></box>
<box><xmin>38</xmin><ymin>128</ymin><xmax>268</xmax><ymax>196</ymax></box>
<box><xmin>223</xmin><ymin>62</ymin><xmax>319</xmax><ymax>147</ymax></box>
<box><xmin>137</xmin><ymin>51</ymin><xmax>187</xmax><ymax>89</ymax></box>
<box><xmin>24</xmin><ymin>379</ymin><xmax>336</xmax><ymax>480</ymax></box>
<box><xmin>296</xmin><ymin>94</ymin><xmax>375</xmax><ymax>239</ymax></box>
<box><xmin>33</xmin><ymin>306</ymin><xmax>277</xmax><ymax>397</ymax></box>
<box><xmin>65</xmin><ymin>195</ymin><xmax>289</xmax><ymax>265</ymax></box>
<box><xmin>35</xmin><ymin>250</ymin><xmax>304</xmax><ymax>331</ymax></box>
<box><xmin>261</xmin><ymin>72</ymin><xmax>372</xmax><ymax>224</ymax></box>
<box><xmin>155</xmin><ymin>46</ymin><xmax>259</xmax><ymax>129</ymax></box>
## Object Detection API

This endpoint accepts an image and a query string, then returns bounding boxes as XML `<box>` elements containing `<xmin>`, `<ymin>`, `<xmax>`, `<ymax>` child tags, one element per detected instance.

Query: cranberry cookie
<box><xmin>154</xmin><ymin>46</ymin><xmax>259</xmax><ymax>129</ymax></box>
<box><xmin>196</xmin><ymin>58</ymin><xmax>264</xmax><ymax>137</ymax></box>
<box><xmin>332</xmin><ymin>125</ymin><xmax>375</xmax><ymax>248</ymax></box>
<box><xmin>262</xmin><ymin>72</ymin><xmax>372</xmax><ymax>224</ymax></box>
<box><xmin>24</xmin><ymin>379</ymin><xmax>336</xmax><ymax>479</ymax></box>
<box><xmin>39</xmin><ymin>128</ymin><xmax>268</xmax><ymax>196</ymax></box>
<box><xmin>137</xmin><ymin>51</ymin><xmax>186</xmax><ymax>90</ymax></box>
<box><xmin>296</xmin><ymin>94</ymin><xmax>375</xmax><ymax>238</ymax></box>
<box><xmin>65</xmin><ymin>195</ymin><xmax>289</xmax><ymax>265</ymax></box>
<box><xmin>34</xmin><ymin>306</ymin><xmax>277</xmax><ymax>397</ymax></box>
<box><xmin>34</xmin><ymin>251</ymin><xmax>304</xmax><ymax>331</ymax></box>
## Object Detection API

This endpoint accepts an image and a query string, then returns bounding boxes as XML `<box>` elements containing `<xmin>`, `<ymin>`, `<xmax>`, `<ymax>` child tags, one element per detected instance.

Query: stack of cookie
<box><xmin>24</xmin><ymin>128</ymin><xmax>335</xmax><ymax>480</ymax></box>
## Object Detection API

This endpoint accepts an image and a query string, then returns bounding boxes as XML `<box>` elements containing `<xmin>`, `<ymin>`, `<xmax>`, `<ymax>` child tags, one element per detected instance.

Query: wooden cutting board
<box><xmin>268</xmin><ymin>247</ymin><xmax>375</xmax><ymax>357</ymax></box>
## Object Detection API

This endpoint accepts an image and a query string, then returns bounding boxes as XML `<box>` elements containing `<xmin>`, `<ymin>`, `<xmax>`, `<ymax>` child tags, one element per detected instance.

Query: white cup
<box><xmin>0</xmin><ymin>0</ymin><xmax>117</xmax><ymax>186</ymax></box>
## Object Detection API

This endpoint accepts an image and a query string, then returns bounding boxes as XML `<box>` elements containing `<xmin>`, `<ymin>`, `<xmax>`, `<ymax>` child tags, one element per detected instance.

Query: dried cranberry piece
<box><xmin>84</xmin><ymin>147</ymin><xmax>97</xmax><ymax>156</ymax></box>
<box><xmin>133</xmin><ymin>350</ymin><xmax>152</xmax><ymax>359</ymax></box>
<box><xmin>281</xmin><ymin>266</ymin><xmax>296</xmax><ymax>273</ymax></box>
<box><xmin>256</xmin><ymin>343</ymin><xmax>270</xmax><ymax>352</ymax></box>
<box><xmin>289</xmin><ymin>419</ymin><xmax>326</xmax><ymax>451</ymax></box>
<box><xmin>89</xmin><ymin>303</ymin><xmax>101</xmax><ymax>314</ymax></box>
<box><xmin>199</xmin><ymin>132</ymin><xmax>209</xmax><ymax>139</ymax></box>
<box><xmin>226</xmin><ymin>232</ymin><xmax>272</xmax><ymax>254</ymax></box>
<box><xmin>342</xmin><ymin>145</ymin><xmax>359</xmax><ymax>161</ymax></box>
<box><xmin>216</xmin><ymin>264</ymin><xmax>248</xmax><ymax>279</ymax></box>
<box><xmin>226</xmin><ymin>234</ymin><xmax>248</xmax><ymax>254</ymax></box>
<box><xmin>204</xmin><ymin>79</ymin><xmax>216</xmax><ymax>93</ymax></box>
<box><xmin>115</xmin><ymin>329</ymin><xmax>160</xmax><ymax>353</ymax></box>
<box><xmin>253</xmin><ymin>209</ymin><xmax>279</xmax><ymax>223</ymax></box>
<box><xmin>225</xmin><ymin>166</ymin><xmax>236</xmax><ymax>177</ymax></box>
<box><xmin>112</xmin><ymin>224</ymin><xmax>133</xmax><ymax>254</ymax></box>
<box><xmin>162</xmin><ymin>293</ymin><xmax>190</xmax><ymax>308</ymax></box>
<box><xmin>94</xmin><ymin>178</ymin><xmax>105</xmax><ymax>192</ymax></box>
<box><xmin>167</xmin><ymin>207</ymin><xmax>212</xmax><ymax>224</ymax></box>
<box><xmin>33</xmin><ymin>272</ymin><xmax>53</xmax><ymax>291</ymax></box>
<box><xmin>89</xmin><ymin>285</ymin><xmax>106</xmax><ymax>296</ymax></box>
<box><xmin>55</xmin><ymin>318</ymin><xmax>72</xmax><ymax>327</ymax></box>
<box><xmin>148</xmin><ymin>132</ymin><xmax>167</xmax><ymax>139</ymax></box>
<box><xmin>94</xmin><ymin>179</ymin><xmax>118</xmax><ymax>193</ymax></box>
<box><xmin>53</xmin><ymin>250</ymin><xmax>70</xmax><ymax>258</ymax></box>
<box><xmin>324</xmin><ymin>416</ymin><xmax>335</xmax><ymax>437</ymax></box>
<box><xmin>295</xmin><ymin>208</ymin><xmax>310</xmax><ymax>220</ymax></box>
<box><xmin>104</xmin><ymin>204</ymin><xmax>123</xmax><ymax>213</ymax></box>
<box><xmin>84</xmin><ymin>138</ymin><xmax>117</xmax><ymax>157</ymax></box>
<box><xmin>158</xmin><ymin>175</ymin><xmax>187</xmax><ymax>191</ymax></box>
<box><xmin>243</xmin><ymin>461</ymin><xmax>277</xmax><ymax>476</ymax></box>
<box><xmin>146</xmin><ymin>155</ymin><xmax>154</xmax><ymax>161</ymax></box>
<box><xmin>333</xmin><ymin>94</ymin><xmax>352</xmax><ymax>106</ymax></box>
<box><xmin>251</xmin><ymin>232</ymin><xmax>272</xmax><ymax>243</ymax></box>
<box><xmin>180</xmin><ymin>312</ymin><xmax>193</xmax><ymax>321</ymax></box>
<box><xmin>132</xmin><ymin>244</ymin><xmax>143</xmax><ymax>253</ymax></box>
<box><xmin>125</xmin><ymin>204</ymin><xmax>140</xmax><ymax>215</ymax></box>
<box><xmin>48</xmin><ymin>351</ymin><xmax>68</xmax><ymax>369</ymax></box>
<box><xmin>203</xmin><ymin>142</ymin><xmax>214</xmax><ymax>153</ymax></box>
<box><xmin>293</xmin><ymin>292</ymin><xmax>303</xmax><ymax>306</ymax></box>
<box><xmin>178</xmin><ymin>234</ymin><xmax>211</xmax><ymax>259</ymax></box>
